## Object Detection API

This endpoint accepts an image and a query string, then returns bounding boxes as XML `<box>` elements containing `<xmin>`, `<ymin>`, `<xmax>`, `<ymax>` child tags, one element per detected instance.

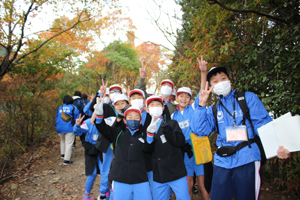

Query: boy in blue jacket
<box><xmin>191</xmin><ymin>66</ymin><xmax>272</xmax><ymax>200</ymax></box>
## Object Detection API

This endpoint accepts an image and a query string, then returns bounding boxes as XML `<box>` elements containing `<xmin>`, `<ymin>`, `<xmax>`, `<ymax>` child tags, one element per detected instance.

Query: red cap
<box><xmin>129</xmin><ymin>89</ymin><xmax>145</xmax><ymax>98</ymax></box>
<box><xmin>124</xmin><ymin>106</ymin><xmax>142</xmax><ymax>117</ymax></box>
<box><xmin>109</xmin><ymin>84</ymin><xmax>122</xmax><ymax>92</ymax></box>
<box><xmin>146</xmin><ymin>95</ymin><xmax>163</xmax><ymax>107</ymax></box>
<box><xmin>161</xmin><ymin>79</ymin><xmax>174</xmax><ymax>89</ymax></box>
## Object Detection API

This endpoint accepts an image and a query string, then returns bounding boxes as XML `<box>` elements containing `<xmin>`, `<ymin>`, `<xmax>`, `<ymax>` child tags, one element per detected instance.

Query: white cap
<box><xmin>124</xmin><ymin>106</ymin><xmax>141</xmax><ymax>117</ymax></box>
<box><xmin>113</xmin><ymin>94</ymin><xmax>129</xmax><ymax>103</ymax></box>
<box><xmin>129</xmin><ymin>89</ymin><xmax>145</xmax><ymax>98</ymax></box>
<box><xmin>109</xmin><ymin>84</ymin><xmax>122</xmax><ymax>92</ymax></box>
<box><xmin>177</xmin><ymin>87</ymin><xmax>192</xmax><ymax>97</ymax></box>
<box><xmin>171</xmin><ymin>88</ymin><xmax>176</xmax><ymax>96</ymax></box>
<box><xmin>146</xmin><ymin>95</ymin><xmax>163</xmax><ymax>107</ymax></box>
<box><xmin>146</xmin><ymin>89</ymin><xmax>155</xmax><ymax>96</ymax></box>
<box><xmin>161</xmin><ymin>79</ymin><xmax>174</xmax><ymax>88</ymax></box>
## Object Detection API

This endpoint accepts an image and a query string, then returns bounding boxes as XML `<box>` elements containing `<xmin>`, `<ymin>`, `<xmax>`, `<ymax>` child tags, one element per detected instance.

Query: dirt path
<box><xmin>0</xmin><ymin>137</ymin><xmax>295</xmax><ymax>200</ymax></box>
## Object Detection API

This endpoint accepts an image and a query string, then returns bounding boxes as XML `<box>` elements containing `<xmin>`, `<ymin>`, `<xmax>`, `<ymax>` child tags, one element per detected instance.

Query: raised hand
<box><xmin>126</xmin><ymin>85</ymin><xmax>131</xmax><ymax>96</ymax></box>
<box><xmin>75</xmin><ymin>113</ymin><xmax>85</xmax><ymax>126</ymax></box>
<box><xmin>90</xmin><ymin>94</ymin><xmax>95</xmax><ymax>103</ymax></box>
<box><xmin>147</xmin><ymin>116</ymin><xmax>162</xmax><ymax>134</ymax></box>
<box><xmin>94</xmin><ymin>97</ymin><xmax>104</xmax><ymax>116</ymax></box>
<box><xmin>100</xmin><ymin>79</ymin><xmax>109</xmax><ymax>98</ymax></box>
<box><xmin>199</xmin><ymin>81</ymin><xmax>214</xmax><ymax>106</ymax></box>
<box><xmin>197</xmin><ymin>55</ymin><xmax>208</xmax><ymax>72</ymax></box>
<box><xmin>139</xmin><ymin>61</ymin><xmax>147</xmax><ymax>79</ymax></box>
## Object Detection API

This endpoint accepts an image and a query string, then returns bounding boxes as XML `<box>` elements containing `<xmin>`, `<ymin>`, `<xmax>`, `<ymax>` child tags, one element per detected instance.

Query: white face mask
<box><xmin>103</xmin><ymin>97</ymin><xmax>111</xmax><ymax>104</ymax></box>
<box><xmin>213</xmin><ymin>80</ymin><xmax>231</xmax><ymax>97</ymax></box>
<box><xmin>110</xmin><ymin>93</ymin><xmax>117</xmax><ymax>103</ymax></box>
<box><xmin>161</xmin><ymin>86</ymin><xmax>172</xmax><ymax>97</ymax></box>
<box><xmin>131</xmin><ymin>99</ymin><xmax>144</xmax><ymax>110</ymax></box>
<box><xmin>149</xmin><ymin>107</ymin><xmax>163</xmax><ymax>118</ymax></box>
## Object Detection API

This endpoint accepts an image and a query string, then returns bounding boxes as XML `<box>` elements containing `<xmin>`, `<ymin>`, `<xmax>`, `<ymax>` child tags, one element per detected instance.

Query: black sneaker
<box><xmin>61</xmin><ymin>154</ymin><xmax>64</xmax><ymax>159</ymax></box>
<box><xmin>192</xmin><ymin>186</ymin><xmax>198</xmax><ymax>194</ymax></box>
<box><xmin>97</xmin><ymin>195</ymin><xmax>106</xmax><ymax>200</ymax></box>
<box><xmin>63</xmin><ymin>160</ymin><xmax>74</xmax><ymax>165</ymax></box>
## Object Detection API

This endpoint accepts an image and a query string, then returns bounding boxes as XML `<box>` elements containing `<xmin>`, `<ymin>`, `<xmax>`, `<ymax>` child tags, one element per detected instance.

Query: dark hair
<box><xmin>63</xmin><ymin>95</ymin><xmax>74</xmax><ymax>105</ymax></box>
<box><xmin>81</xmin><ymin>93</ymin><xmax>88</xmax><ymax>100</ymax></box>
<box><xmin>74</xmin><ymin>91</ymin><xmax>81</xmax><ymax>97</ymax></box>
<box><xmin>149</xmin><ymin>99</ymin><xmax>163</xmax><ymax>106</ymax></box>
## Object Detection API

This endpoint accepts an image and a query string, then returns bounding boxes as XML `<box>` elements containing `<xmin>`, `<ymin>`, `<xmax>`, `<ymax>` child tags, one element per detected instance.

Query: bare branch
<box><xmin>209</xmin><ymin>0</ymin><xmax>290</xmax><ymax>25</ymax></box>
<box><xmin>11</xmin><ymin>0</ymin><xmax>37</xmax><ymax>62</ymax></box>
<box><xmin>0</xmin><ymin>26</ymin><xmax>8</xmax><ymax>37</ymax></box>
<box><xmin>125</xmin><ymin>30</ymin><xmax>172</xmax><ymax>51</ymax></box>
<box><xmin>14</xmin><ymin>15</ymin><xmax>91</xmax><ymax>64</ymax></box>
<box><xmin>146</xmin><ymin>6</ymin><xmax>184</xmax><ymax>57</ymax></box>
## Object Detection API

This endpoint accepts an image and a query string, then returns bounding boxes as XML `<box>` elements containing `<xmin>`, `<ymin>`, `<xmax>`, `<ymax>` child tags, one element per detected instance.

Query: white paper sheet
<box><xmin>257</xmin><ymin>112</ymin><xmax>298</xmax><ymax>159</ymax></box>
<box><xmin>273</xmin><ymin>116</ymin><xmax>300</xmax><ymax>152</ymax></box>
<box><xmin>258</xmin><ymin>122</ymin><xmax>279</xmax><ymax>159</ymax></box>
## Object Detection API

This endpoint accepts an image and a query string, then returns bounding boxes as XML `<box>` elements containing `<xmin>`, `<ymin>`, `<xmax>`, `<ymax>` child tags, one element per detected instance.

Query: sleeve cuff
<box><xmin>146</xmin><ymin>135</ymin><xmax>154</xmax><ymax>144</ymax></box>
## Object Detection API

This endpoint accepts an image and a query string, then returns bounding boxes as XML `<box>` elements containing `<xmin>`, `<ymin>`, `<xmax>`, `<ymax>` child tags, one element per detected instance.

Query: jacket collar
<box><xmin>218</xmin><ymin>89</ymin><xmax>235</xmax><ymax>101</ymax></box>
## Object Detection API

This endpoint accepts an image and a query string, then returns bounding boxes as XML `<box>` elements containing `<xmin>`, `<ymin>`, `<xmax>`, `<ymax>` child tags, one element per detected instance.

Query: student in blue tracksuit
<box><xmin>73</xmin><ymin>114</ymin><xmax>103</xmax><ymax>200</ymax></box>
<box><xmin>171</xmin><ymin>87</ymin><xmax>209</xmax><ymax>200</ymax></box>
<box><xmin>94</xmin><ymin>96</ymin><xmax>152</xmax><ymax>200</ymax></box>
<box><xmin>55</xmin><ymin>95</ymin><xmax>79</xmax><ymax>165</ymax></box>
<box><xmin>190</xmin><ymin>66</ymin><xmax>272</xmax><ymax>200</ymax></box>
<box><xmin>143</xmin><ymin>96</ymin><xmax>190</xmax><ymax>200</ymax></box>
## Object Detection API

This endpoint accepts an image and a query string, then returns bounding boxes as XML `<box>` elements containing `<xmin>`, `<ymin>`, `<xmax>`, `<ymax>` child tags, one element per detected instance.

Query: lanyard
<box><xmin>110</xmin><ymin>105</ymin><xmax>118</xmax><ymax>116</ymax></box>
<box><xmin>218</xmin><ymin>95</ymin><xmax>236</xmax><ymax>126</ymax></box>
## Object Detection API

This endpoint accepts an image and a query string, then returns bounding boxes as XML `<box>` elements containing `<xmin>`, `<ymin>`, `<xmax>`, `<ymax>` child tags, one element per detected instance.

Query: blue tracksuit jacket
<box><xmin>190</xmin><ymin>89</ymin><xmax>272</xmax><ymax>169</ymax></box>
<box><xmin>55</xmin><ymin>104</ymin><xmax>79</xmax><ymax>134</ymax></box>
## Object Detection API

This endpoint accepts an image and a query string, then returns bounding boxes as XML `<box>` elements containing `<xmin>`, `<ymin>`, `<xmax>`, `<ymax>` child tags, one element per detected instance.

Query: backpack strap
<box><xmin>235</xmin><ymin>91</ymin><xmax>267</xmax><ymax>165</ymax></box>
<box><xmin>212</xmin><ymin>103</ymin><xmax>219</xmax><ymax>134</ymax></box>
<box><xmin>235</xmin><ymin>92</ymin><xmax>252</xmax><ymax>148</ymax></box>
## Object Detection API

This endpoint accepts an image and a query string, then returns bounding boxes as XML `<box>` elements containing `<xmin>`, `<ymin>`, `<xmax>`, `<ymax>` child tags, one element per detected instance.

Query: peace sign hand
<box><xmin>147</xmin><ymin>116</ymin><xmax>162</xmax><ymax>134</ymax></box>
<box><xmin>139</xmin><ymin>61</ymin><xmax>147</xmax><ymax>79</ymax></box>
<box><xmin>199</xmin><ymin>81</ymin><xmax>214</xmax><ymax>107</ymax></box>
<box><xmin>100</xmin><ymin>79</ymin><xmax>109</xmax><ymax>98</ymax></box>
<box><xmin>197</xmin><ymin>55</ymin><xmax>208</xmax><ymax>72</ymax></box>
<box><xmin>75</xmin><ymin>113</ymin><xmax>85</xmax><ymax>126</ymax></box>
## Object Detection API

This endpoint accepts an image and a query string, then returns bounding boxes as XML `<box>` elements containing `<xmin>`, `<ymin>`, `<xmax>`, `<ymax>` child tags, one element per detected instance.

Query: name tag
<box><xmin>160</xmin><ymin>134</ymin><xmax>167</xmax><ymax>144</ymax></box>
<box><xmin>93</xmin><ymin>134</ymin><xmax>99</xmax><ymax>141</ymax></box>
<box><xmin>225</xmin><ymin>125</ymin><xmax>247</xmax><ymax>142</ymax></box>
<box><xmin>179</xmin><ymin>119</ymin><xmax>190</xmax><ymax>129</ymax></box>
<box><xmin>138</xmin><ymin>137</ymin><xmax>145</xmax><ymax>143</ymax></box>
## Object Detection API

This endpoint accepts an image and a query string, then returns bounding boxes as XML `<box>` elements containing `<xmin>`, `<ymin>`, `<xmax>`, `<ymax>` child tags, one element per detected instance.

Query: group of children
<box><xmin>56</xmin><ymin>56</ymin><xmax>276</xmax><ymax>200</ymax></box>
